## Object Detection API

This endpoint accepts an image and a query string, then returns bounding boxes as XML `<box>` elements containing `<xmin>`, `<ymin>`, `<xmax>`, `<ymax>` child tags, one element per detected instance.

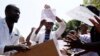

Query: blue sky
<box><xmin>0</xmin><ymin>0</ymin><xmax>83</xmax><ymax>37</ymax></box>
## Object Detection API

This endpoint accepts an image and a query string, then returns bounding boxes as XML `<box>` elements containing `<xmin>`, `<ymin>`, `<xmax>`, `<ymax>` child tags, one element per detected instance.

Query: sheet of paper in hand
<box><xmin>12</xmin><ymin>40</ymin><xmax>59</xmax><ymax>56</ymax></box>
<box><xmin>66</xmin><ymin>6</ymin><xmax>97</xmax><ymax>26</ymax></box>
<box><xmin>41</xmin><ymin>8</ymin><xmax>56</xmax><ymax>22</ymax></box>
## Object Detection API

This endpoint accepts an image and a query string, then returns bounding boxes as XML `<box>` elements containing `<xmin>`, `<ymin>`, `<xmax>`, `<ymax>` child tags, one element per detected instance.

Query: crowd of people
<box><xmin>0</xmin><ymin>4</ymin><xmax>100</xmax><ymax>56</ymax></box>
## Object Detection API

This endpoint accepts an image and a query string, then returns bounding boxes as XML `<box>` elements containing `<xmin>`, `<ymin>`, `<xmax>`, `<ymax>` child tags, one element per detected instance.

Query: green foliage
<box><xmin>83</xmin><ymin>0</ymin><xmax>100</xmax><ymax>9</ymax></box>
<box><xmin>83</xmin><ymin>0</ymin><xmax>88</xmax><ymax>5</ymax></box>
<box><xmin>53</xmin><ymin>19</ymin><xmax>81</xmax><ymax>33</ymax></box>
<box><xmin>67</xmin><ymin>20</ymin><xmax>81</xmax><ymax>30</ymax></box>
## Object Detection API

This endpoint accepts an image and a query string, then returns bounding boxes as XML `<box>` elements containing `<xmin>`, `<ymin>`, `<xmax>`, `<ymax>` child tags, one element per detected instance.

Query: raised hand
<box><xmin>40</xmin><ymin>19</ymin><xmax>46</xmax><ymax>27</ymax></box>
<box><xmin>64</xmin><ymin>34</ymin><xmax>82</xmax><ymax>49</ymax></box>
<box><xmin>89</xmin><ymin>16</ymin><xmax>100</xmax><ymax>33</ymax></box>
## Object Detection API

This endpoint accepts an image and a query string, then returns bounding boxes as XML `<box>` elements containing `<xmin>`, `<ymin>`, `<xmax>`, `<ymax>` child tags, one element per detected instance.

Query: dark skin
<box><xmin>80</xmin><ymin>24</ymin><xmax>88</xmax><ymax>34</ymax></box>
<box><xmin>4</xmin><ymin>5</ymin><xmax>29</xmax><ymax>53</ymax></box>
<box><xmin>26</xmin><ymin>27</ymin><xmax>35</xmax><ymax>46</ymax></box>
<box><xmin>66</xmin><ymin>16</ymin><xmax>100</xmax><ymax>52</ymax></box>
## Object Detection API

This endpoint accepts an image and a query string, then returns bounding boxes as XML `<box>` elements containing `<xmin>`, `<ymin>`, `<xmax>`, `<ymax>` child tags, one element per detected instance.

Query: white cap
<box><xmin>42</xmin><ymin>18</ymin><xmax>55</xmax><ymax>22</ymax></box>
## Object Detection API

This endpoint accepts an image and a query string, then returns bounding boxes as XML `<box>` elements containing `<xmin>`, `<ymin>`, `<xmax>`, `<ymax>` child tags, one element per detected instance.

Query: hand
<box><xmin>26</xmin><ymin>41</ymin><xmax>32</xmax><ymax>46</ymax></box>
<box><xmin>60</xmin><ymin>48</ymin><xmax>71</xmax><ymax>55</ymax></box>
<box><xmin>31</xmin><ymin>27</ymin><xmax>35</xmax><ymax>32</ymax></box>
<box><xmin>65</xmin><ymin>34</ymin><xmax>82</xmax><ymax>49</ymax></box>
<box><xmin>21</xmin><ymin>41</ymin><xmax>32</xmax><ymax>46</ymax></box>
<box><xmin>89</xmin><ymin>16</ymin><xmax>100</xmax><ymax>33</ymax></box>
<box><xmin>40</xmin><ymin>19</ymin><xmax>46</xmax><ymax>27</ymax></box>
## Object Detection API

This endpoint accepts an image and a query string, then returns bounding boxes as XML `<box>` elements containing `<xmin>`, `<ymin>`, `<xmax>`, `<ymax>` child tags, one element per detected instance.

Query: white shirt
<box><xmin>78</xmin><ymin>33</ymin><xmax>98</xmax><ymax>56</ymax></box>
<box><xmin>0</xmin><ymin>18</ymin><xmax>20</xmax><ymax>55</ymax></box>
<box><xmin>30</xmin><ymin>21</ymin><xmax>66</xmax><ymax>56</ymax></box>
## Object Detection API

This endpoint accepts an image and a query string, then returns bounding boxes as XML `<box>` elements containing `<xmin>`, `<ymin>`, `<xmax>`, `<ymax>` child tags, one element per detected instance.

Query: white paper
<box><xmin>41</xmin><ymin>8</ymin><xmax>56</xmax><ymax>22</ymax></box>
<box><xmin>66</xmin><ymin>6</ymin><xmax>97</xmax><ymax>26</ymax></box>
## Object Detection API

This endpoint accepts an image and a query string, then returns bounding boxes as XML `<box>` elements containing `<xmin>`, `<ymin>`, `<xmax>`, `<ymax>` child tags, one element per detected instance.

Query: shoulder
<box><xmin>0</xmin><ymin>18</ymin><xmax>5</xmax><ymax>27</ymax></box>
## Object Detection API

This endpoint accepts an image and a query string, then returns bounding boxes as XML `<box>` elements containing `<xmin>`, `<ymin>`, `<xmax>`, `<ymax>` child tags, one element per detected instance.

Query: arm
<box><xmin>80</xmin><ymin>41</ymin><xmax>100</xmax><ymax>51</ymax></box>
<box><xmin>67</xmin><ymin>16</ymin><xmax>100</xmax><ymax>51</ymax></box>
<box><xmin>55</xmin><ymin>16</ymin><xmax>66</xmax><ymax>38</ymax></box>
<box><xmin>74</xmin><ymin>50</ymin><xmax>89</xmax><ymax>56</ymax></box>
<box><xmin>26</xmin><ymin>28</ymin><xmax>35</xmax><ymax>42</ymax></box>
<box><xmin>66</xmin><ymin>36</ymin><xmax>100</xmax><ymax>51</ymax></box>
<box><xmin>4</xmin><ymin>45</ymin><xmax>29</xmax><ymax>53</ymax></box>
<box><xmin>35</xmin><ymin>20</ymin><xmax>46</xmax><ymax>34</ymax></box>
<box><xmin>29</xmin><ymin>20</ymin><xmax>46</xmax><ymax>43</ymax></box>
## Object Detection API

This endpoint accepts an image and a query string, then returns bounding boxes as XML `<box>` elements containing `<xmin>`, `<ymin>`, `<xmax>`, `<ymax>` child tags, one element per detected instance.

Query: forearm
<box><xmin>80</xmin><ymin>41</ymin><xmax>100</xmax><ymax>51</ymax></box>
<box><xmin>4</xmin><ymin>45</ymin><xmax>16</xmax><ymax>52</ymax></box>
<box><xmin>4</xmin><ymin>45</ymin><xmax>29</xmax><ymax>53</ymax></box>
<box><xmin>56</xmin><ymin>16</ymin><xmax>62</xmax><ymax>22</ymax></box>
<box><xmin>35</xmin><ymin>26</ymin><xmax>42</xmax><ymax>34</ymax></box>
<box><xmin>75</xmin><ymin>50</ymin><xmax>89</xmax><ymax>56</ymax></box>
<box><xmin>26</xmin><ymin>30</ymin><xmax>33</xmax><ymax>42</ymax></box>
<box><xmin>55</xmin><ymin>20</ymin><xmax>66</xmax><ymax>38</ymax></box>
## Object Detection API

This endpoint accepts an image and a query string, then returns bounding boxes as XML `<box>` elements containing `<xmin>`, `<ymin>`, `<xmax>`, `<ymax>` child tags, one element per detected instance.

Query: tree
<box><xmin>83</xmin><ymin>0</ymin><xmax>100</xmax><ymax>9</ymax></box>
<box><xmin>67</xmin><ymin>19</ymin><xmax>81</xmax><ymax>30</ymax></box>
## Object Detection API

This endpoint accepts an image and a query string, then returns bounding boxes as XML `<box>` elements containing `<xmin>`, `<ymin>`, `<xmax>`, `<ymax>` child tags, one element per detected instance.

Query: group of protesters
<box><xmin>0</xmin><ymin>3</ymin><xmax>100</xmax><ymax>56</ymax></box>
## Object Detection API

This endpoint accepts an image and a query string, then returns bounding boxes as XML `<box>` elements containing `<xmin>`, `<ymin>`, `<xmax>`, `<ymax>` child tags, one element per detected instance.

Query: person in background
<box><xmin>65</xmin><ymin>5</ymin><xmax>100</xmax><ymax>56</ymax></box>
<box><xmin>26</xmin><ymin>27</ymin><xmax>36</xmax><ymax>46</ymax></box>
<box><xmin>73</xmin><ymin>24</ymin><xmax>98</xmax><ymax>56</ymax></box>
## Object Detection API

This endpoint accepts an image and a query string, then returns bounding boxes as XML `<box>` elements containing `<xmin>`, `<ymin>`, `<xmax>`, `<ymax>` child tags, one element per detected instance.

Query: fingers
<box><xmin>67</xmin><ymin>34</ymin><xmax>78</xmax><ymax>41</ymax></box>
<box><xmin>64</xmin><ymin>44</ymin><xmax>70</xmax><ymax>47</ymax></box>
<box><xmin>89</xmin><ymin>19</ymin><xmax>98</xmax><ymax>26</ymax></box>
<box><xmin>64</xmin><ymin>40</ymin><xmax>71</xmax><ymax>43</ymax></box>
<box><xmin>21</xmin><ymin>42</ymin><xmax>27</xmax><ymax>44</ymax></box>
<box><xmin>89</xmin><ymin>17</ymin><xmax>100</xmax><ymax>33</ymax></box>
<box><xmin>67</xmin><ymin>47</ymin><xmax>72</xmax><ymax>50</ymax></box>
<box><xmin>94</xmin><ymin>16</ymin><xmax>100</xmax><ymax>24</ymax></box>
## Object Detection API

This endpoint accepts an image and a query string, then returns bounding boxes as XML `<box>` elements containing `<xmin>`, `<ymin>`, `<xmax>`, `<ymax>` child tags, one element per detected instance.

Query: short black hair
<box><xmin>5</xmin><ymin>4</ymin><xmax>20</xmax><ymax>13</ymax></box>
<box><xmin>86</xmin><ymin>5</ymin><xmax>99</xmax><ymax>16</ymax></box>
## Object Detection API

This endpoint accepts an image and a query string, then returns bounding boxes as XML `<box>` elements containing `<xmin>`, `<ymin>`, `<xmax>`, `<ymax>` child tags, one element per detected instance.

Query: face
<box><xmin>44</xmin><ymin>22</ymin><xmax>54</xmax><ymax>30</ymax></box>
<box><xmin>5</xmin><ymin>6</ymin><xmax>20</xmax><ymax>23</ymax></box>
<box><xmin>80</xmin><ymin>24</ymin><xmax>88</xmax><ymax>31</ymax></box>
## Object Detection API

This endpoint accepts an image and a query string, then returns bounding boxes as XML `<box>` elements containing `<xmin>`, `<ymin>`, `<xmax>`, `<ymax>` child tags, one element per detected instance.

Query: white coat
<box><xmin>0</xmin><ymin>18</ymin><xmax>20</xmax><ymax>55</ymax></box>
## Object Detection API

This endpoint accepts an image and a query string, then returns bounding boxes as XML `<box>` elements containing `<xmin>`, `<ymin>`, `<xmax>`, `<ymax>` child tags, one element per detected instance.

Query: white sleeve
<box><xmin>30</xmin><ymin>30</ymin><xmax>39</xmax><ymax>43</ymax></box>
<box><xmin>0</xmin><ymin>25</ymin><xmax>6</xmax><ymax>54</ymax></box>
<box><xmin>79</xmin><ymin>35</ymin><xmax>91</xmax><ymax>43</ymax></box>
<box><xmin>55</xmin><ymin>21</ymin><xmax>66</xmax><ymax>38</ymax></box>
<box><xmin>30</xmin><ymin>31</ymin><xmax>37</xmax><ymax>42</ymax></box>
<box><xmin>0</xmin><ymin>45</ymin><xmax>5</xmax><ymax>55</ymax></box>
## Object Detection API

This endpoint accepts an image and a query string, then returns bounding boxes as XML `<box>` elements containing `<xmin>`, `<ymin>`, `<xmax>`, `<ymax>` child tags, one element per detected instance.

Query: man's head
<box><xmin>86</xmin><ymin>5</ymin><xmax>99</xmax><ymax>16</ymax></box>
<box><xmin>44</xmin><ymin>4</ymin><xmax>50</xmax><ymax>9</ymax></box>
<box><xmin>80</xmin><ymin>24</ymin><xmax>88</xmax><ymax>32</ymax></box>
<box><xmin>69</xmin><ymin>30</ymin><xmax>76</xmax><ymax>35</ymax></box>
<box><xmin>5</xmin><ymin>4</ymin><xmax>20</xmax><ymax>23</ymax></box>
<box><xmin>44</xmin><ymin>21</ymin><xmax>54</xmax><ymax>31</ymax></box>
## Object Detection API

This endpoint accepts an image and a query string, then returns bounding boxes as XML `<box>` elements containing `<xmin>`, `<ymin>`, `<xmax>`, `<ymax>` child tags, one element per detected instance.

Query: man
<box><xmin>30</xmin><ymin>16</ymin><xmax>66</xmax><ymax>56</ymax></box>
<box><xmin>30</xmin><ymin>17</ymin><xmax>66</xmax><ymax>43</ymax></box>
<box><xmin>0</xmin><ymin>4</ymin><xmax>29</xmax><ymax>56</ymax></box>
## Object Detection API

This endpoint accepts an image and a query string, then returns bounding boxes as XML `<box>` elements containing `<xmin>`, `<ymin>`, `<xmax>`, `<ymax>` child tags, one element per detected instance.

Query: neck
<box><xmin>45</xmin><ymin>30</ymin><xmax>51</xmax><ymax>34</ymax></box>
<box><xmin>5</xmin><ymin>17</ymin><xmax>14</xmax><ymax>34</ymax></box>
